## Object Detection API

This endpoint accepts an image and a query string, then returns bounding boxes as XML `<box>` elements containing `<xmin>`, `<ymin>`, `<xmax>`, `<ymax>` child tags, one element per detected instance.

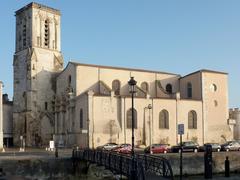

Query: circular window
<box><xmin>210</xmin><ymin>84</ymin><xmax>217</xmax><ymax>92</ymax></box>
<box><xmin>214</xmin><ymin>100</ymin><xmax>218</xmax><ymax>107</ymax></box>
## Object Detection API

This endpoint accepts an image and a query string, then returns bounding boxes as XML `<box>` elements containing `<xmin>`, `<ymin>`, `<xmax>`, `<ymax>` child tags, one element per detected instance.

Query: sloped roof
<box><xmin>69</xmin><ymin>61</ymin><xmax>179</xmax><ymax>76</ymax></box>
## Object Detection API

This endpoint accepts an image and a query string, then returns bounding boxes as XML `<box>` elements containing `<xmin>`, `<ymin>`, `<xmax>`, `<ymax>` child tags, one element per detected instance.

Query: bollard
<box><xmin>204</xmin><ymin>144</ymin><xmax>212</xmax><ymax>179</ymax></box>
<box><xmin>225</xmin><ymin>156</ymin><xmax>230</xmax><ymax>177</ymax></box>
<box><xmin>72</xmin><ymin>150</ymin><xmax>77</xmax><ymax>175</ymax></box>
<box><xmin>0</xmin><ymin>168</ymin><xmax>3</xmax><ymax>177</ymax></box>
<box><xmin>55</xmin><ymin>147</ymin><xmax>58</xmax><ymax>158</ymax></box>
<box><xmin>0</xmin><ymin>167</ymin><xmax>5</xmax><ymax>177</ymax></box>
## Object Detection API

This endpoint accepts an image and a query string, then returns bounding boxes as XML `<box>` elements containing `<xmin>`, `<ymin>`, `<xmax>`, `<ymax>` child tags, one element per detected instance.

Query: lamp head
<box><xmin>128</xmin><ymin>77</ymin><xmax>137</xmax><ymax>93</ymax></box>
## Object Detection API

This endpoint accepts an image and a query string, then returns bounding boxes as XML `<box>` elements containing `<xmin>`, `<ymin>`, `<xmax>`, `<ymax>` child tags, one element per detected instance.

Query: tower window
<box><xmin>45</xmin><ymin>102</ymin><xmax>48</xmax><ymax>110</ymax></box>
<box><xmin>80</xmin><ymin>109</ymin><xmax>83</xmax><ymax>129</ymax></box>
<box><xmin>68</xmin><ymin>75</ymin><xmax>72</xmax><ymax>85</ymax></box>
<box><xmin>24</xmin><ymin>116</ymin><xmax>27</xmax><ymax>134</ymax></box>
<box><xmin>23</xmin><ymin>24</ymin><xmax>27</xmax><ymax>47</ymax></box>
<box><xmin>44</xmin><ymin>20</ymin><xmax>49</xmax><ymax>47</ymax></box>
<box><xmin>187</xmin><ymin>82</ymin><xmax>192</xmax><ymax>98</ymax></box>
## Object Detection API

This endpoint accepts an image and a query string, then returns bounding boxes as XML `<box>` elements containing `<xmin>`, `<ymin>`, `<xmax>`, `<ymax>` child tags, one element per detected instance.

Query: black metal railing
<box><xmin>137</xmin><ymin>154</ymin><xmax>173</xmax><ymax>178</ymax></box>
<box><xmin>72</xmin><ymin>149</ymin><xmax>173</xmax><ymax>180</ymax></box>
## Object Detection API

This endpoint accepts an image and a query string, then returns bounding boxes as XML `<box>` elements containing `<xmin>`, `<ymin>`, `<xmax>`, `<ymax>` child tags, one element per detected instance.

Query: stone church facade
<box><xmin>13</xmin><ymin>2</ymin><xmax>232</xmax><ymax>147</ymax></box>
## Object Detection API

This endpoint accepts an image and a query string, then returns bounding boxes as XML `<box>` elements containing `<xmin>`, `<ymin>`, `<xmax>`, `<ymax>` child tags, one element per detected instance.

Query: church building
<box><xmin>13</xmin><ymin>2</ymin><xmax>232</xmax><ymax>147</ymax></box>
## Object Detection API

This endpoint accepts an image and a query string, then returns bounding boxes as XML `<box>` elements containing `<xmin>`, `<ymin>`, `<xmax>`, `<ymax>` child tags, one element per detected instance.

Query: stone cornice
<box><xmin>15</xmin><ymin>2</ymin><xmax>61</xmax><ymax>16</ymax></box>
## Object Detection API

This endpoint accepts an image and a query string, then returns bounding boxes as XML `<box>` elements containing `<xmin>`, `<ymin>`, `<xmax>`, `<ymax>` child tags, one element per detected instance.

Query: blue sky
<box><xmin>0</xmin><ymin>1</ymin><xmax>239</xmax><ymax>107</ymax></box>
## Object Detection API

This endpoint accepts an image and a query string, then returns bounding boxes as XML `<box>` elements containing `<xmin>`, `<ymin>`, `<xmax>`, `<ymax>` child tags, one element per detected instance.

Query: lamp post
<box><xmin>147</xmin><ymin>104</ymin><xmax>152</xmax><ymax>154</ymax></box>
<box><xmin>128</xmin><ymin>77</ymin><xmax>137</xmax><ymax>180</ymax></box>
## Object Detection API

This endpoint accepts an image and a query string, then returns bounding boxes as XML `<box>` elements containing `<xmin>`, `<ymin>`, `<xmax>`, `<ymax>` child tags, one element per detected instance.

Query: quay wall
<box><xmin>165</xmin><ymin>152</ymin><xmax>240</xmax><ymax>176</ymax></box>
<box><xmin>0</xmin><ymin>152</ymin><xmax>240</xmax><ymax>178</ymax></box>
<box><xmin>0</xmin><ymin>157</ymin><xmax>73</xmax><ymax>179</ymax></box>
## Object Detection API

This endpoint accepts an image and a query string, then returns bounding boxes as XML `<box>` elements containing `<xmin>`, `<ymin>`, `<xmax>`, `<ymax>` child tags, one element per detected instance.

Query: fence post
<box><xmin>120</xmin><ymin>155</ymin><xmax>122</xmax><ymax>176</ymax></box>
<box><xmin>108</xmin><ymin>152</ymin><xmax>111</xmax><ymax>170</ymax></box>
<box><xmin>163</xmin><ymin>161</ymin><xmax>166</xmax><ymax>177</ymax></box>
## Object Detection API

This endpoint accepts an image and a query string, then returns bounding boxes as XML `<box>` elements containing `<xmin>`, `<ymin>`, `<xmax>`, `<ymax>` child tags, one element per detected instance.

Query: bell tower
<box><xmin>13</xmin><ymin>2</ymin><xmax>64</xmax><ymax>146</ymax></box>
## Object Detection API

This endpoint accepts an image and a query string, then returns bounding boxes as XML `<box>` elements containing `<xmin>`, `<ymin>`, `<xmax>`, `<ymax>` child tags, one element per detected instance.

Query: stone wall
<box><xmin>0</xmin><ymin>158</ymin><xmax>73</xmax><ymax>179</ymax></box>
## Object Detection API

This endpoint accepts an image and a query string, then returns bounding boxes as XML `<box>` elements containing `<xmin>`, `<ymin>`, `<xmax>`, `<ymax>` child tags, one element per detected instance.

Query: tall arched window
<box><xmin>187</xmin><ymin>82</ymin><xmax>192</xmax><ymax>98</ymax></box>
<box><xmin>159</xmin><ymin>110</ymin><xmax>169</xmax><ymax>129</ymax></box>
<box><xmin>188</xmin><ymin>110</ymin><xmax>197</xmax><ymax>129</ymax></box>
<box><xmin>80</xmin><ymin>109</ymin><xmax>83</xmax><ymax>129</ymax></box>
<box><xmin>44</xmin><ymin>20</ymin><xmax>49</xmax><ymax>47</ymax></box>
<box><xmin>22</xmin><ymin>22</ymin><xmax>27</xmax><ymax>47</ymax></box>
<box><xmin>112</xmin><ymin>80</ymin><xmax>121</xmax><ymax>95</ymax></box>
<box><xmin>126</xmin><ymin>108</ymin><xmax>137</xmax><ymax>129</ymax></box>
<box><xmin>141</xmin><ymin>82</ymin><xmax>149</xmax><ymax>93</ymax></box>
<box><xmin>166</xmin><ymin>84</ymin><xmax>172</xmax><ymax>93</ymax></box>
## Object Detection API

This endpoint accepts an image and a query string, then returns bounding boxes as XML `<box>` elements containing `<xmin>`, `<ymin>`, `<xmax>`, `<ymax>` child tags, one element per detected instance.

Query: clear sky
<box><xmin>0</xmin><ymin>0</ymin><xmax>239</xmax><ymax>108</ymax></box>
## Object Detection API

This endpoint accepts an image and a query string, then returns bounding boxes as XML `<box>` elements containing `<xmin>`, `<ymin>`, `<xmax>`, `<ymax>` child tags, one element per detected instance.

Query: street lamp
<box><xmin>128</xmin><ymin>77</ymin><xmax>137</xmax><ymax>179</ymax></box>
<box><xmin>147</xmin><ymin>104</ymin><xmax>152</xmax><ymax>154</ymax></box>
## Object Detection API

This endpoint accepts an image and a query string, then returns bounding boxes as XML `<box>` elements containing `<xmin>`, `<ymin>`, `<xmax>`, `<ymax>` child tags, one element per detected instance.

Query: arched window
<box><xmin>166</xmin><ymin>84</ymin><xmax>172</xmax><ymax>93</ymax></box>
<box><xmin>159</xmin><ymin>110</ymin><xmax>169</xmax><ymax>129</ymax></box>
<box><xmin>112</xmin><ymin>80</ymin><xmax>121</xmax><ymax>95</ymax></box>
<box><xmin>210</xmin><ymin>84</ymin><xmax>217</xmax><ymax>92</ymax></box>
<box><xmin>68</xmin><ymin>75</ymin><xmax>72</xmax><ymax>85</ymax></box>
<box><xmin>80</xmin><ymin>109</ymin><xmax>83</xmax><ymax>129</ymax></box>
<box><xmin>44</xmin><ymin>20</ymin><xmax>49</xmax><ymax>47</ymax></box>
<box><xmin>187</xmin><ymin>82</ymin><xmax>192</xmax><ymax>98</ymax></box>
<box><xmin>188</xmin><ymin>110</ymin><xmax>197</xmax><ymax>129</ymax></box>
<box><xmin>141</xmin><ymin>82</ymin><xmax>149</xmax><ymax>93</ymax></box>
<box><xmin>126</xmin><ymin>108</ymin><xmax>137</xmax><ymax>129</ymax></box>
